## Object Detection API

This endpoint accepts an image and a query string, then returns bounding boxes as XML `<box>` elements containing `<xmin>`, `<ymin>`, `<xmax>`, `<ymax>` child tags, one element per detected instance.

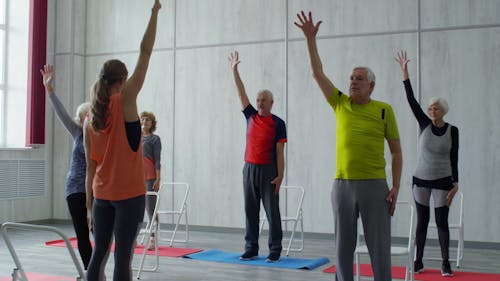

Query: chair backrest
<box><xmin>395</xmin><ymin>201</ymin><xmax>415</xmax><ymax>251</ymax></box>
<box><xmin>428</xmin><ymin>190</ymin><xmax>463</xmax><ymax>227</ymax></box>
<box><xmin>281</xmin><ymin>185</ymin><xmax>305</xmax><ymax>219</ymax></box>
<box><xmin>357</xmin><ymin>201</ymin><xmax>415</xmax><ymax>251</ymax></box>
<box><xmin>450</xmin><ymin>190</ymin><xmax>464</xmax><ymax>227</ymax></box>
<box><xmin>158</xmin><ymin>182</ymin><xmax>190</xmax><ymax>213</ymax></box>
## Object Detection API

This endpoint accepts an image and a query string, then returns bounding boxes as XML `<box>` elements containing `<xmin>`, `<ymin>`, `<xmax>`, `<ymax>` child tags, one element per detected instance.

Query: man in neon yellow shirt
<box><xmin>295</xmin><ymin>11</ymin><xmax>402</xmax><ymax>281</ymax></box>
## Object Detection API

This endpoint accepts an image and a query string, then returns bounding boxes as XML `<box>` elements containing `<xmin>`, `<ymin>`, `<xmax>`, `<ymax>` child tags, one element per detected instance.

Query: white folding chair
<box><xmin>259</xmin><ymin>185</ymin><xmax>305</xmax><ymax>256</ymax></box>
<box><xmin>156</xmin><ymin>182</ymin><xmax>190</xmax><ymax>246</ymax></box>
<box><xmin>355</xmin><ymin>201</ymin><xmax>415</xmax><ymax>281</ymax></box>
<box><xmin>427</xmin><ymin>190</ymin><xmax>464</xmax><ymax>268</ymax></box>
<box><xmin>134</xmin><ymin>191</ymin><xmax>160</xmax><ymax>279</ymax></box>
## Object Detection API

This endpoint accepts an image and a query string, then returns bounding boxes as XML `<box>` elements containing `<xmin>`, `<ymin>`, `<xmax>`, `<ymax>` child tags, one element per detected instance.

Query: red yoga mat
<box><xmin>323</xmin><ymin>264</ymin><xmax>500</xmax><ymax>281</ymax></box>
<box><xmin>45</xmin><ymin>237</ymin><xmax>202</xmax><ymax>257</ymax></box>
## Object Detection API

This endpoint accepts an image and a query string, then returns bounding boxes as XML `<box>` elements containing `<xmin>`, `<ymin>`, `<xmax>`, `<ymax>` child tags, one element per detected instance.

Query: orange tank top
<box><xmin>88</xmin><ymin>93</ymin><xmax>146</xmax><ymax>200</ymax></box>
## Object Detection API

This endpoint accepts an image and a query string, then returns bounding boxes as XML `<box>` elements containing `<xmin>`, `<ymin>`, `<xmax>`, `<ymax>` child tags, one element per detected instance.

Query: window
<box><xmin>0</xmin><ymin>0</ymin><xmax>30</xmax><ymax>148</ymax></box>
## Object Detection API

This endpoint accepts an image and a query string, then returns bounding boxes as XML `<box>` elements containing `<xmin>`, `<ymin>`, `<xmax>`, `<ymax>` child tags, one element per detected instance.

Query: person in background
<box><xmin>40</xmin><ymin>64</ymin><xmax>92</xmax><ymax>270</ymax></box>
<box><xmin>229</xmin><ymin>50</ymin><xmax>287</xmax><ymax>263</ymax></box>
<box><xmin>396</xmin><ymin>50</ymin><xmax>459</xmax><ymax>277</ymax></box>
<box><xmin>140</xmin><ymin>111</ymin><xmax>162</xmax><ymax>250</ymax></box>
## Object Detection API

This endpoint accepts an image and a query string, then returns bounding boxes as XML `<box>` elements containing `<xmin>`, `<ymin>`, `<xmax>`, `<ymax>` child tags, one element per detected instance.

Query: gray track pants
<box><xmin>331</xmin><ymin>179</ymin><xmax>392</xmax><ymax>281</ymax></box>
<box><xmin>243</xmin><ymin>162</ymin><xmax>282</xmax><ymax>255</ymax></box>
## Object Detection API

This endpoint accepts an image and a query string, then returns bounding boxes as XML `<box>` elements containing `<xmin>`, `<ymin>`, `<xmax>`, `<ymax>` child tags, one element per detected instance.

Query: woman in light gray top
<box><xmin>40</xmin><ymin>64</ymin><xmax>92</xmax><ymax>269</ymax></box>
<box><xmin>396</xmin><ymin>51</ymin><xmax>459</xmax><ymax>277</ymax></box>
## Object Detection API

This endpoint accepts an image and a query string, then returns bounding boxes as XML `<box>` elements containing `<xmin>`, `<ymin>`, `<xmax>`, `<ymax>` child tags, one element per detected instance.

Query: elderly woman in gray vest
<box><xmin>396</xmin><ymin>51</ymin><xmax>459</xmax><ymax>277</ymax></box>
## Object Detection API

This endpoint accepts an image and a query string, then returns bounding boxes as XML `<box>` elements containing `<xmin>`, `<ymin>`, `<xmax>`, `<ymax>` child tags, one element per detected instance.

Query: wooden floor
<box><xmin>1</xmin><ymin>220</ymin><xmax>499</xmax><ymax>280</ymax></box>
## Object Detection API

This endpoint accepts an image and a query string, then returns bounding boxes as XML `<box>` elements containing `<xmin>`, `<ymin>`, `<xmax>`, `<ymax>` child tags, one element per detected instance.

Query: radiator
<box><xmin>0</xmin><ymin>159</ymin><xmax>46</xmax><ymax>199</ymax></box>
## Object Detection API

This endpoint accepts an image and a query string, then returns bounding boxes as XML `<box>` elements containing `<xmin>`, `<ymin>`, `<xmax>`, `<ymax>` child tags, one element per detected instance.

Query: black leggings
<box><xmin>415</xmin><ymin>201</ymin><xmax>450</xmax><ymax>262</ymax></box>
<box><xmin>87</xmin><ymin>195</ymin><xmax>145</xmax><ymax>281</ymax></box>
<box><xmin>66</xmin><ymin>192</ymin><xmax>92</xmax><ymax>269</ymax></box>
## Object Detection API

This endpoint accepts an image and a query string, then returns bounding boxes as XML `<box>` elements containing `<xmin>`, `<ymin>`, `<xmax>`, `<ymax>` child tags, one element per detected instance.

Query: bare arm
<box><xmin>271</xmin><ymin>142</ymin><xmax>285</xmax><ymax>194</ymax></box>
<box><xmin>83</xmin><ymin>118</ymin><xmax>95</xmax><ymax>211</ymax></box>
<box><xmin>153</xmin><ymin>169</ymin><xmax>161</xmax><ymax>192</ymax></box>
<box><xmin>386</xmin><ymin>139</ymin><xmax>402</xmax><ymax>216</ymax></box>
<box><xmin>122</xmin><ymin>0</ymin><xmax>161</xmax><ymax>108</ymax></box>
<box><xmin>295</xmin><ymin>11</ymin><xmax>336</xmax><ymax>100</ymax></box>
<box><xmin>228</xmin><ymin>51</ymin><xmax>250</xmax><ymax>110</ymax></box>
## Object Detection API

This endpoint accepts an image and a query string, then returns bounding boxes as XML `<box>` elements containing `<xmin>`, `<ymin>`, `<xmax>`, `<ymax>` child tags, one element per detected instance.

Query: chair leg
<box><xmin>286</xmin><ymin>219</ymin><xmax>299</xmax><ymax>256</ymax></box>
<box><xmin>457</xmin><ymin>227</ymin><xmax>464</xmax><ymax>268</ymax></box>
<box><xmin>355</xmin><ymin>253</ymin><xmax>361</xmax><ymax>281</ymax></box>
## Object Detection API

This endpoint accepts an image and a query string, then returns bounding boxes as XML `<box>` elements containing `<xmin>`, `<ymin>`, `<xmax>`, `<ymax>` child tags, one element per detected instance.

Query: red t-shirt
<box><xmin>243</xmin><ymin>105</ymin><xmax>287</xmax><ymax>165</ymax></box>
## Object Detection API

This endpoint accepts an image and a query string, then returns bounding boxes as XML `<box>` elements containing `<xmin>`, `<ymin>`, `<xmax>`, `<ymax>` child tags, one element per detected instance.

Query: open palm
<box><xmin>294</xmin><ymin>11</ymin><xmax>322</xmax><ymax>39</ymax></box>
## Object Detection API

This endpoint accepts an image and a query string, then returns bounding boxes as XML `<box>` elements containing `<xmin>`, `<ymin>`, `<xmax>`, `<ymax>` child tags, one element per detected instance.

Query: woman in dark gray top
<box><xmin>396</xmin><ymin>51</ymin><xmax>459</xmax><ymax>277</ymax></box>
<box><xmin>41</xmin><ymin>64</ymin><xmax>92</xmax><ymax>269</ymax></box>
<box><xmin>140</xmin><ymin>111</ymin><xmax>162</xmax><ymax>249</ymax></box>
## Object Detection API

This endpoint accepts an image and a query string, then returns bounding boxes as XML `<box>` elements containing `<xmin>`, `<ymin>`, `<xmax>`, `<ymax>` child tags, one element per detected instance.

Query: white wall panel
<box><xmin>176</xmin><ymin>0</ymin><xmax>286</xmax><ymax>46</ymax></box>
<box><xmin>421</xmin><ymin>28</ymin><xmax>500</xmax><ymax>242</ymax></box>
<box><xmin>421</xmin><ymin>0</ymin><xmax>500</xmax><ymax>29</ymax></box>
<box><xmin>287</xmin><ymin>0</ymin><xmax>418</xmax><ymax>39</ymax></box>
<box><xmin>55</xmin><ymin>0</ymin><xmax>71</xmax><ymax>53</ymax></box>
<box><xmin>85</xmin><ymin>0</ymin><xmax>175</xmax><ymax>55</ymax></box>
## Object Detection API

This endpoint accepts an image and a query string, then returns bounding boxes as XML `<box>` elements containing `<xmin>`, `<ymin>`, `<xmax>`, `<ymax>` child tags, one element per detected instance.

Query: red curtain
<box><xmin>25</xmin><ymin>0</ymin><xmax>47</xmax><ymax>146</ymax></box>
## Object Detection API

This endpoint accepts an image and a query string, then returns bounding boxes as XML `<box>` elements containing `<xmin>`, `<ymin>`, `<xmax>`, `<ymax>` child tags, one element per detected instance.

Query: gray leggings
<box><xmin>86</xmin><ymin>195</ymin><xmax>145</xmax><ymax>281</ymax></box>
<box><xmin>412</xmin><ymin>185</ymin><xmax>448</xmax><ymax>208</ymax></box>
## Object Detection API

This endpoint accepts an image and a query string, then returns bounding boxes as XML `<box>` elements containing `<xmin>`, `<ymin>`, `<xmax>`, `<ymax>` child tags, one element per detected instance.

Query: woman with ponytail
<box><xmin>83</xmin><ymin>1</ymin><xmax>161</xmax><ymax>280</ymax></box>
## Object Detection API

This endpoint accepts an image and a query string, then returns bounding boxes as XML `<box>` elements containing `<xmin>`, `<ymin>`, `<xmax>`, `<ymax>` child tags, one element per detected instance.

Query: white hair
<box><xmin>353</xmin><ymin>66</ymin><xmax>376</xmax><ymax>83</ymax></box>
<box><xmin>428</xmin><ymin>97</ymin><xmax>449</xmax><ymax>115</ymax></box>
<box><xmin>257</xmin><ymin>89</ymin><xmax>274</xmax><ymax>101</ymax></box>
<box><xmin>74</xmin><ymin>102</ymin><xmax>91</xmax><ymax>124</ymax></box>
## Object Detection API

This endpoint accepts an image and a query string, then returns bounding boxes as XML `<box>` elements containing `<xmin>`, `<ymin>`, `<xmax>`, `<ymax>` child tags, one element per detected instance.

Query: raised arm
<box><xmin>294</xmin><ymin>11</ymin><xmax>335</xmax><ymax>100</ymax></box>
<box><xmin>395</xmin><ymin>50</ymin><xmax>430</xmax><ymax>130</ymax></box>
<box><xmin>122</xmin><ymin>0</ymin><xmax>161</xmax><ymax>103</ymax></box>
<box><xmin>228</xmin><ymin>51</ymin><xmax>250</xmax><ymax>110</ymax></box>
<box><xmin>40</xmin><ymin>64</ymin><xmax>81</xmax><ymax>138</ymax></box>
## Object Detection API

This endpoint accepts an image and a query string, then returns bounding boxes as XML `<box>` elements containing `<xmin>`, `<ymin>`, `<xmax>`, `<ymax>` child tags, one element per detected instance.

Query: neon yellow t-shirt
<box><xmin>327</xmin><ymin>87</ymin><xmax>399</xmax><ymax>179</ymax></box>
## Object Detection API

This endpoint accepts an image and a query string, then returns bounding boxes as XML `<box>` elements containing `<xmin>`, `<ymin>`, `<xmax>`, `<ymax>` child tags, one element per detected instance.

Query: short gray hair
<box><xmin>257</xmin><ymin>89</ymin><xmax>274</xmax><ymax>101</ymax></box>
<box><xmin>428</xmin><ymin>97</ymin><xmax>449</xmax><ymax>115</ymax></box>
<box><xmin>75</xmin><ymin>102</ymin><xmax>91</xmax><ymax>124</ymax></box>
<box><xmin>353</xmin><ymin>66</ymin><xmax>376</xmax><ymax>83</ymax></box>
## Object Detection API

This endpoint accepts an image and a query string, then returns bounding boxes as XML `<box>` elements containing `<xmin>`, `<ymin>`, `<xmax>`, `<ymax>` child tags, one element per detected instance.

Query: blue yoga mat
<box><xmin>184</xmin><ymin>249</ymin><xmax>329</xmax><ymax>270</ymax></box>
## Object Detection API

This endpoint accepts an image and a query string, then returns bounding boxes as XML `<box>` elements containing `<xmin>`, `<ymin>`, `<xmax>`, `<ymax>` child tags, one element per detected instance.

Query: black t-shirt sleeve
<box><xmin>243</xmin><ymin>104</ymin><xmax>257</xmax><ymax>119</ymax></box>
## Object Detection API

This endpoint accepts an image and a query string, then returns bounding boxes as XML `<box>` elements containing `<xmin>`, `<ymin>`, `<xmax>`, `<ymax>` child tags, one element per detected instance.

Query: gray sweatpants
<box><xmin>243</xmin><ymin>162</ymin><xmax>282</xmax><ymax>255</ymax></box>
<box><xmin>331</xmin><ymin>179</ymin><xmax>392</xmax><ymax>281</ymax></box>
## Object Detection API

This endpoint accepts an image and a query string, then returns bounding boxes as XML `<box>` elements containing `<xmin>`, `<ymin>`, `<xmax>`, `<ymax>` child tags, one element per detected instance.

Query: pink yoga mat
<box><xmin>45</xmin><ymin>237</ymin><xmax>202</xmax><ymax>257</ymax></box>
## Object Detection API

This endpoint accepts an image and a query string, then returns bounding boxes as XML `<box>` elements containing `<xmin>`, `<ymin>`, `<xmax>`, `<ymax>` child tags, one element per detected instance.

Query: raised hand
<box><xmin>294</xmin><ymin>11</ymin><xmax>322</xmax><ymax>39</ymax></box>
<box><xmin>152</xmin><ymin>0</ymin><xmax>161</xmax><ymax>12</ymax></box>
<box><xmin>39</xmin><ymin>64</ymin><xmax>54</xmax><ymax>95</ymax></box>
<box><xmin>395</xmin><ymin>50</ymin><xmax>410</xmax><ymax>79</ymax></box>
<box><xmin>228</xmin><ymin>51</ymin><xmax>241</xmax><ymax>70</ymax></box>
